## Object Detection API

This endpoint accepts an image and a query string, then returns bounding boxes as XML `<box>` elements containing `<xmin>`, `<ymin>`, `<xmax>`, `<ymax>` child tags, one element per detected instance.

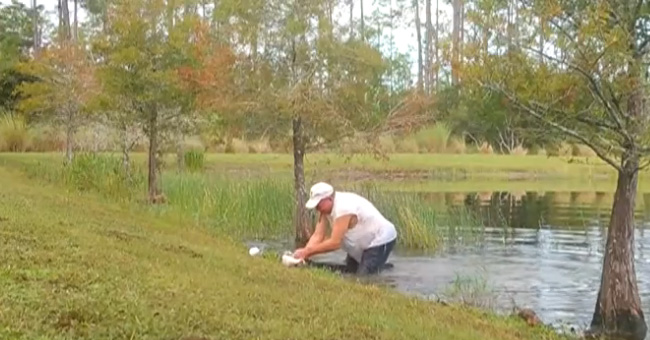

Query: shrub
<box><xmin>0</xmin><ymin>113</ymin><xmax>31</xmax><ymax>152</ymax></box>
<box><xmin>184</xmin><ymin>149</ymin><xmax>205</xmax><ymax>172</ymax></box>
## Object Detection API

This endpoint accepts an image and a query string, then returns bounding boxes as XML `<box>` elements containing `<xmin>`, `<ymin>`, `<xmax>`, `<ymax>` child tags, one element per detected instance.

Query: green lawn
<box><xmin>0</xmin><ymin>165</ymin><xmax>565</xmax><ymax>340</ymax></box>
<box><xmin>200</xmin><ymin>153</ymin><xmax>616</xmax><ymax>178</ymax></box>
<box><xmin>0</xmin><ymin>150</ymin><xmax>621</xmax><ymax>178</ymax></box>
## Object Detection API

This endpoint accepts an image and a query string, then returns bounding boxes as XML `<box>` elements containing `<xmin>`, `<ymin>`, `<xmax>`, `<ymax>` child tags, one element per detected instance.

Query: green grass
<box><xmin>0</xmin><ymin>165</ymin><xmax>567</xmax><ymax>340</ymax></box>
<box><xmin>0</xmin><ymin>151</ymin><xmax>620</xmax><ymax>179</ymax></box>
<box><xmin>0</xmin><ymin>113</ymin><xmax>31</xmax><ymax>152</ymax></box>
<box><xmin>0</xmin><ymin>153</ymin><xmax>489</xmax><ymax>250</ymax></box>
<box><xmin>198</xmin><ymin>153</ymin><xmax>617</xmax><ymax>180</ymax></box>
<box><xmin>442</xmin><ymin>272</ymin><xmax>498</xmax><ymax>310</ymax></box>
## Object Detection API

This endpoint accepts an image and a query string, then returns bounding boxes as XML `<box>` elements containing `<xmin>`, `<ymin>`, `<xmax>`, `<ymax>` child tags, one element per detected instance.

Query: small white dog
<box><xmin>281</xmin><ymin>251</ymin><xmax>305</xmax><ymax>267</ymax></box>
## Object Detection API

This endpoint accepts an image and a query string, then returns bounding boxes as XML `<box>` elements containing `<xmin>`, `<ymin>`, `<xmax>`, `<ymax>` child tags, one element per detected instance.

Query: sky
<box><xmin>14</xmin><ymin>0</ymin><xmax>455</xmax><ymax>76</ymax></box>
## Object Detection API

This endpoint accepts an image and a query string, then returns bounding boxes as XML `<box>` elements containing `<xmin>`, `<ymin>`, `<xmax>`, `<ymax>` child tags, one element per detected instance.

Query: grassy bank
<box><xmin>0</xmin><ymin>166</ymin><xmax>565</xmax><ymax>340</ymax></box>
<box><xmin>0</xmin><ymin>153</ymin><xmax>488</xmax><ymax>250</ymax></box>
<box><xmin>0</xmin><ymin>151</ymin><xmax>619</xmax><ymax>181</ymax></box>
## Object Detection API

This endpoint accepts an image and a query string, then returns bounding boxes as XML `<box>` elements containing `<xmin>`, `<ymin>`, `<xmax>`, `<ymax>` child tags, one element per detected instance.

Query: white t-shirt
<box><xmin>326</xmin><ymin>191</ymin><xmax>397</xmax><ymax>262</ymax></box>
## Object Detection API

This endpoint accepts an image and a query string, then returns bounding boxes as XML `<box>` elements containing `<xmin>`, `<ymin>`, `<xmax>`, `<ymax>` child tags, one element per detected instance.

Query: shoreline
<box><xmin>0</xmin><ymin>159</ymin><xmax>570</xmax><ymax>340</ymax></box>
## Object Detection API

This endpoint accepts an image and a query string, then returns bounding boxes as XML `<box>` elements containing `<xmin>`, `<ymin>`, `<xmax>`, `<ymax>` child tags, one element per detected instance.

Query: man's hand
<box><xmin>294</xmin><ymin>214</ymin><xmax>353</xmax><ymax>259</ymax></box>
<box><xmin>293</xmin><ymin>247</ymin><xmax>310</xmax><ymax>260</ymax></box>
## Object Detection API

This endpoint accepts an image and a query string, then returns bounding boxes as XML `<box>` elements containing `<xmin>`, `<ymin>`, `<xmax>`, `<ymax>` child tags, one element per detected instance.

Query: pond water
<box><xmin>313</xmin><ymin>190</ymin><xmax>650</xmax><ymax>335</ymax></box>
<box><xmin>250</xmin><ymin>189</ymin><xmax>650</xmax><ymax>336</ymax></box>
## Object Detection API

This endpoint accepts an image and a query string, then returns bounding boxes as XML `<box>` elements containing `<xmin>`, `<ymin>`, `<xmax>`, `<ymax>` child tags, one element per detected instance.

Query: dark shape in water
<box><xmin>515</xmin><ymin>307</ymin><xmax>542</xmax><ymax>327</ymax></box>
<box><xmin>306</xmin><ymin>260</ymin><xmax>394</xmax><ymax>274</ymax></box>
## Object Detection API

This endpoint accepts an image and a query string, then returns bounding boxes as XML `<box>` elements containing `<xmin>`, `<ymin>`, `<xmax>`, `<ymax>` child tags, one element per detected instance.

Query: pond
<box><xmin>298</xmin><ymin>189</ymin><xmax>650</xmax><ymax>335</ymax></box>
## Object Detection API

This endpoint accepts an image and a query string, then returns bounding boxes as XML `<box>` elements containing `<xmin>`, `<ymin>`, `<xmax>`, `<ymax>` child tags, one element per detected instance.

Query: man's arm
<box><xmin>304</xmin><ymin>213</ymin><xmax>327</xmax><ymax>249</ymax></box>
<box><xmin>299</xmin><ymin>214</ymin><xmax>353</xmax><ymax>259</ymax></box>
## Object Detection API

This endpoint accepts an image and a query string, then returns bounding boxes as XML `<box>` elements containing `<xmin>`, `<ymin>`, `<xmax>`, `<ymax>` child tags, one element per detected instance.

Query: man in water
<box><xmin>292</xmin><ymin>182</ymin><xmax>397</xmax><ymax>275</ymax></box>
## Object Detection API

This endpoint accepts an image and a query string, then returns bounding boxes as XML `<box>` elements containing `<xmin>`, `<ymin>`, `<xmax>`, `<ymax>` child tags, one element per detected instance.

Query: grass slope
<box><xmin>0</xmin><ymin>166</ymin><xmax>562</xmax><ymax>340</ymax></box>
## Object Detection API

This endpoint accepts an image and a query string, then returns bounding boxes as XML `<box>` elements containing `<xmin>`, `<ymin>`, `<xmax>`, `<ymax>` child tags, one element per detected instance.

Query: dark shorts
<box><xmin>344</xmin><ymin>238</ymin><xmax>396</xmax><ymax>275</ymax></box>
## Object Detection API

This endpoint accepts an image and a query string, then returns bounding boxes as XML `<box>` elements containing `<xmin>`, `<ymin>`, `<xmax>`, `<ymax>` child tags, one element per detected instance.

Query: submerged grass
<box><xmin>0</xmin><ymin>166</ymin><xmax>568</xmax><ymax>340</ymax></box>
<box><xmin>1</xmin><ymin>153</ymin><xmax>489</xmax><ymax>251</ymax></box>
<box><xmin>442</xmin><ymin>271</ymin><xmax>499</xmax><ymax>311</ymax></box>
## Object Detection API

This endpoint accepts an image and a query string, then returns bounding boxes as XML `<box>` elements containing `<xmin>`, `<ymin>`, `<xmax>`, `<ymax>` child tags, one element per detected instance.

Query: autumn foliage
<box><xmin>176</xmin><ymin>22</ymin><xmax>236</xmax><ymax>113</ymax></box>
<box><xmin>16</xmin><ymin>42</ymin><xmax>98</xmax><ymax>121</ymax></box>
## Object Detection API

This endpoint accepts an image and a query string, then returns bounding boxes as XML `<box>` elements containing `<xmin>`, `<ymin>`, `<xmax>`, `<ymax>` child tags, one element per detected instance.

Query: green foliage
<box><xmin>0</xmin><ymin>1</ymin><xmax>35</xmax><ymax>69</ymax></box>
<box><xmin>0</xmin><ymin>112</ymin><xmax>30</xmax><ymax>152</ymax></box>
<box><xmin>413</xmin><ymin>123</ymin><xmax>452</xmax><ymax>153</ymax></box>
<box><xmin>14</xmin><ymin>43</ymin><xmax>98</xmax><ymax>163</ymax></box>
<box><xmin>22</xmin><ymin>153</ymin><xmax>145</xmax><ymax>200</ymax></box>
<box><xmin>183</xmin><ymin>149</ymin><xmax>204</xmax><ymax>172</ymax></box>
<box><xmin>0</xmin><ymin>1</ymin><xmax>43</xmax><ymax>111</ymax></box>
<box><xmin>63</xmin><ymin>153</ymin><xmax>144</xmax><ymax>195</ymax></box>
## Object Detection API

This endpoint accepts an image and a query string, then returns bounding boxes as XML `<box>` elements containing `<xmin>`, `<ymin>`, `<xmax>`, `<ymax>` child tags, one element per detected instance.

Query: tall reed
<box><xmin>6</xmin><ymin>153</ymin><xmax>487</xmax><ymax>250</ymax></box>
<box><xmin>0</xmin><ymin>113</ymin><xmax>31</xmax><ymax>152</ymax></box>
<box><xmin>357</xmin><ymin>183</ymin><xmax>486</xmax><ymax>251</ymax></box>
<box><xmin>162</xmin><ymin>173</ymin><xmax>294</xmax><ymax>240</ymax></box>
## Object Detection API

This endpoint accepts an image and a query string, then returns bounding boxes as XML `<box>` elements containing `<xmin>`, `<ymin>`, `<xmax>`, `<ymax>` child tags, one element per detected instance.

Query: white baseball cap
<box><xmin>305</xmin><ymin>182</ymin><xmax>334</xmax><ymax>209</ymax></box>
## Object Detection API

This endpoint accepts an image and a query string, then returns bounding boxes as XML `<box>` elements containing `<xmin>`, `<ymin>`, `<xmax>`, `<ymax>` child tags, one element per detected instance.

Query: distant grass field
<box><xmin>202</xmin><ymin>153</ymin><xmax>616</xmax><ymax>179</ymax></box>
<box><xmin>0</xmin><ymin>151</ymin><xmax>620</xmax><ymax>178</ymax></box>
<box><xmin>0</xmin><ymin>165</ymin><xmax>567</xmax><ymax>340</ymax></box>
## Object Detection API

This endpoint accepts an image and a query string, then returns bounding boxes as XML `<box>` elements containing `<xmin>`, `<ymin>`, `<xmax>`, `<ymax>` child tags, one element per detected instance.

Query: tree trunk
<box><xmin>32</xmin><ymin>0</ymin><xmax>39</xmax><ymax>52</ymax></box>
<box><xmin>588</xmin><ymin>162</ymin><xmax>647</xmax><ymax>340</ymax></box>
<box><xmin>348</xmin><ymin>0</ymin><xmax>354</xmax><ymax>40</ymax></box>
<box><xmin>59</xmin><ymin>0</ymin><xmax>70</xmax><ymax>40</ymax></box>
<box><xmin>425</xmin><ymin>0</ymin><xmax>432</xmax><ymax>93</ymax></box>
<box><xmin>64</xmin><ymin>109</ymin><xmax>75</xmax><ymax>165</ymax></box>
<box><xmin>458</xmin><ymin>0</ymin><xmax>465</xmax><ymax>58</ymax></box>
<box><xmin>434</xmin><ymin>0</ymin><xmax>439</xmax><ymax>89</ymax></box>
<box><xmin>121</xmin><ymin>128</ymin><xmax>131</xmax><ymax>175</ymax></box>
<box><xmin>538</xmin><ymin>18</ymin><xmax>544</xmax><ymax>64</ymax></box>
<box><xmin>65</xmin><ymin>123</ymin><xmax>74</xmax><ymax>165</ymax></box>
<box><xmin>292</xmin><ymin>116</ymin><xmax>310</xmax><ymax>248</ymax></box>
<box><xmin>147</xmin><ymin>110</ymin><xmax>162</xmax><ymax>203</ymax></box>
<box><xmin>360</xmin><ymin>0</ymin><xmax>364</xmax><ymax>42</ymax></box>
<box><xmin>589</xmin><ymin>59</ymin><xmax>647</xmax><ymax>340</ymax></box>
<box><xmin>167</xmin><ymin>0</ymin><xmax>176</xmax><ymax>29</ymax></box>
<box><xmin>176</xmin><ymin>136</ymin><xmax>185</xmax><ymax>173</ymax></box>
<box><xmin>212</xmin><ymin>0</ymin><xmax>219</xmax><ymax>29</ymax></box>
<box><xmin>451</xmin><ymin>0</ymin><xmax>461</xmax><ymax>85</ymax></box>
<box><xmin>73</xmin><ymin>0</ymin><xmax>78</xmax><ymax>41</ymax></box>
<box><xmin>414</xmin><ymin>0</ymin><xmax>423</xmax><ymax>92</ymax></box>
<box><xmin>327</xmin><ymin>0</ymin><xmax>333</xmax><ymax>30</ymax></box>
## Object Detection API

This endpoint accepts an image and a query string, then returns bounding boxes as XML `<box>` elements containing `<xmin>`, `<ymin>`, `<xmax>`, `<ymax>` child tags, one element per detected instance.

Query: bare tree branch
<box><xmin>521</xmin><ymin>45</ymin><xmax>633</xmax><ymax>144</ymax></box>
<box><xmin>525</xmin><ymin>98</ymin><xmax>626</xmax><ymax>155</ymax></box>
<box><xmin>639</xmin><ymin>158</ymin><xmax>650</xmax><ymax>171</ymax></box>
<box><xmin>575</xmin><ymin>116</ymin><xmax>617</xmax><ymax>132</ymax></box>
<box><xmin>633</xmin><ymin>0</ymin><xmax>645</xmax><ymax>34</ymax></box>
<box><xmin>483</xmin><ymin>82</ymin><xmax>623</xmax><ymax>172</ymax></box>
<box><xmin>603</xmin><ymin>80</ymin><xmax>627</xmax><ymax>120</ymax></box>
<box><xmin>373</xmin><ymin>92</ymin><xmax>434</xmax><ymax>135</ymax></box>
<box><xmin>574</xmin><ymin>109</ymin><xmax>620</xmax><ymax>132</ymax></box>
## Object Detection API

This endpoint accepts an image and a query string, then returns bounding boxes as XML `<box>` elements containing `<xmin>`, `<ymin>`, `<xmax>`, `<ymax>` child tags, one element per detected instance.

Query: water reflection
<box><xmin>254</xmin><ymin>190</ymin><xmax>650</xmax><ymax>335</ymax></box>
<box><xmin>381</xmin><ymin>226</ymin><xmax>650</xmax><ymax>333</ymax></box>
<box><xmin>383</xmin><ymin>190</ymin><xmax>650</xmax><ymax>333</ymax></box>
<box><xmin>309</xmin><ymin>225</ymin><xmax>650</xmax><ymax>333</ymax></box>
<box><xmin>416</xmin><ymin>190</ymin><xmax>650</xmax><ymax>229</ymax></box>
